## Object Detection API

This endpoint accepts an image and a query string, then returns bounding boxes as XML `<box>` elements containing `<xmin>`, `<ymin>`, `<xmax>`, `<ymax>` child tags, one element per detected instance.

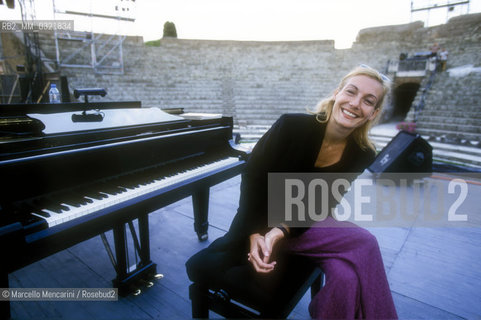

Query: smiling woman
<box><xmin>186</xmin><ymin>65</ymin><xmax>397</xmax><ymax>319</ymax></box>
<box><xmin>313</xmin><ymin>64</ymin><xmax>390</xmax><ymax>151</ymax></box>
<box><xmin>331</xmin><ymin>75</ymin><xmax>382</xmax><ymax>130</ymax></box>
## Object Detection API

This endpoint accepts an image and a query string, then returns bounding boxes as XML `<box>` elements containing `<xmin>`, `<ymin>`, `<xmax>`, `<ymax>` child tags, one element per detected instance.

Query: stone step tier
<box><xmin>412</xmin><ymin>71</ymin><xmax>481</xmax><ymax>146</ymax></box>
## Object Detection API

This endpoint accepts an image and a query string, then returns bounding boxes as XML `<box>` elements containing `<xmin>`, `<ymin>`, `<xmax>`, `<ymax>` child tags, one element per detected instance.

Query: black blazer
<box><xmin>227</xmin><ymin>113</ymin><xmax>375</xmax><ymax>243</ymax></box>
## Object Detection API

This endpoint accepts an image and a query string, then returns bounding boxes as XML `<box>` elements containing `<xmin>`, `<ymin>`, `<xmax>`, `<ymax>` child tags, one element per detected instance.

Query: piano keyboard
<box><xmin>29</xmin><ymin>156</ymin><xmax>239</xmax><ymax>228</ymax></box>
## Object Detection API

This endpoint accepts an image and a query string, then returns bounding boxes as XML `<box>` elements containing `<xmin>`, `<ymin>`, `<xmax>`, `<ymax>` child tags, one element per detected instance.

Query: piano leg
<box><xmin>111</xmin><ymin>217</ymin><xmax>157</xmax><ymax>296</ymax></box>
<box><xmin>113</xmin><ymin>224</ymin><xmax>128</xmax><ymax>283</ymax></box>
<box><xmin>192</xmin><ymin>188</ymin><xmax>210</xmax><ymax>241</ymax></box>
<box><xmin>137</xmin><ymin>215</ymin><xmax>151</xmax><ymax>264</ymax></box>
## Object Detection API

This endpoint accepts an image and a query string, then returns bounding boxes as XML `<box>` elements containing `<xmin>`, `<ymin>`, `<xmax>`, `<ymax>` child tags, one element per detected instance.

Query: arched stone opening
<box><xmin>391</xmin><ymin>82</ymin><xmax>420</xmax><ymax>121</ymax></box>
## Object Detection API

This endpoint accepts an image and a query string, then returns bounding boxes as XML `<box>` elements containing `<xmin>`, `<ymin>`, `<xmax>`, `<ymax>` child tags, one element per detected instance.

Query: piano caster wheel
<box><xmin>197</xmin><ymin>233</ymin><xmax>208</xmax><ymax>242</ymax></box>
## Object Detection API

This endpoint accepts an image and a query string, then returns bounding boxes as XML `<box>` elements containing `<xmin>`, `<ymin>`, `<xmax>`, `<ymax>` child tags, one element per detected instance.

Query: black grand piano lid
<box><xmin>0</xmin><ymin>107</ymin><xmax>185</xmax><ymax>138</ymax></box>
<box><xmin>0</xmin><ymin>108</ymin><xmax>192</xmax><ymax>159</ymax></box>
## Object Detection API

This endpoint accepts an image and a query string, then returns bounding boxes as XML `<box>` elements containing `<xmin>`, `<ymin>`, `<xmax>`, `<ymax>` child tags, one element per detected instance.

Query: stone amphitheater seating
<box><xmin>6</xmin><ymin>13</ymin><xmax>480</xmax><ymax>167</ymax></box>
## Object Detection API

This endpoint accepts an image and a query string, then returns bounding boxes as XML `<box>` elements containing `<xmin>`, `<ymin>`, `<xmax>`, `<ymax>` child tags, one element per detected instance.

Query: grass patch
<box><xmin>145</xmin><ymin>39</ymin><xmax>161</xmax><ymax>47</ymax></box>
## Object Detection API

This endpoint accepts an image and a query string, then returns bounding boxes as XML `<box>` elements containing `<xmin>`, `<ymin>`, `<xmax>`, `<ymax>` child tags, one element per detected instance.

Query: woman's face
<box><xmin>331</xmin><ymin>75</ymin><xmax>383</xmax><ymax>131</ymax></box>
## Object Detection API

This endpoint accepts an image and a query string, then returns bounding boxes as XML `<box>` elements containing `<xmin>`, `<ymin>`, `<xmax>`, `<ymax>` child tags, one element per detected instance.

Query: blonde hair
<box><xmin>312</xmin><ymin>65</ymin><xmax>390</xmax><ymax>151</ymax></box>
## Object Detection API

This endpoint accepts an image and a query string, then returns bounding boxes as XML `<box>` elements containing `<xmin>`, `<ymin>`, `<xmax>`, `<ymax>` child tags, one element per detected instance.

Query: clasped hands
<box><xmin>248</xmin><ymin>227</ymin><xmax>286</xmax><ymax>273</ymax></box>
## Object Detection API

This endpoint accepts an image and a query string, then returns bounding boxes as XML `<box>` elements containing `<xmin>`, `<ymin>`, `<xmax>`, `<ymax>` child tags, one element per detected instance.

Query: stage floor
<box><xmin>8</xmin><ymin>173</ymin><xmax>481</xmax><ymax>319</ymax></box>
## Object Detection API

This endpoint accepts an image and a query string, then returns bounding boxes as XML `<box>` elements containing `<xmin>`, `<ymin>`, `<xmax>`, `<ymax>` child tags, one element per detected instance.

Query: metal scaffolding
<box><xmin>16</xmin><ymin>0</ymin><xmax>46</xmax><ymax>102</ymax></box>
<box><xmin>410</xmin><ymin>0</ymin><xmax>471</xmax><ymax>26</ymax></box>
<box><xmin>52</xmin><ymin>0</ymin><xmax>136</xmax><ymax>74</ymax></box>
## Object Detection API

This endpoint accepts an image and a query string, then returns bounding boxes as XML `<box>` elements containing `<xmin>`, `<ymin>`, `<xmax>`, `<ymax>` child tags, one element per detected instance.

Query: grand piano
<box><xmin>0</xmin><ymin>99</ymin><xmax>248</xmax><ymax>318</ymax></box>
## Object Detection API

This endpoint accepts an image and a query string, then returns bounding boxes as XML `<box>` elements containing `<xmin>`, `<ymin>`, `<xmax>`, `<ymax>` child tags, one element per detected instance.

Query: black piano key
<box><xmin>31</xmin><ymin>198</ymin><xmax>64</xmax><ymax>213</ymax></box>
<box><xmin>75</xmin><ymin>196</ymin><xmax>90</xmax><ymax>206</ymax></box>
<box><xmin>114</xmin><ymin>186</ymin><xmax>128</xmax><ymax>194</ymax></box>
<box><xmin>100</xmin><ymin>184</ymin><xmax>127</xmax><ymax>196</ymax></box>
<box><xmin>32</xmin><ymin>210</ymin><xmax>51</xmax><ymax>218</ymax></box>
<box><xmin>57</xmin><ymin>203</ymin><xmax>70</xmax><ymax>211</ymax></box>
<box><xmin>76</xmin><ymin>187</ymin><xmax>108</xmax><ymax>200</ymax></box>
<box><xmin>98</xmin><ymin>184</ymin><xmax>114</xmax><ymax>195</ymax></box>
<box><xmin>69</xmin><ymin>194</ymin><xmax>91</xmax><ymax>206</ymax></box>
<box><xmin>56</xmin><ymin>191</ymin><xmax>92</xmax><ymax>208</ymax></box>
<box><xmin>126</xmin><ymin>173</ymin><xmax>149</xmax><ymax>186</ymax></box>
<box><xmin>61</xmin><ymin>197</ymin><xmax>83</xmax><ymax>208</ymax></box>
<box><xmin>52</xmin><ymin>207</ymin><xmax>64</xmax><ymax>214</ymax></box>
<box><xmin>88</xmin><ymin>192</ymin><xmax>108</xmax><ymax>200</ymax></box>
<box><xmin>19</xmin><ymin>202</ymin><xmax>52</xmax><ymax>218</ymax></box>
<box><xmin>122</xmin><ymin>181</ymin><xmax>138</xmax><ymax>189</ymax></box>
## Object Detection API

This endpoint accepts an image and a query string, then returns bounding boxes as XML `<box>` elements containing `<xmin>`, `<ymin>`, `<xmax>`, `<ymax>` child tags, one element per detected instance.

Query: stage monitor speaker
<box><xmin>368</xmin><ymin>130</ymin><xmax>432</xmax><ymax>173</ymax></box>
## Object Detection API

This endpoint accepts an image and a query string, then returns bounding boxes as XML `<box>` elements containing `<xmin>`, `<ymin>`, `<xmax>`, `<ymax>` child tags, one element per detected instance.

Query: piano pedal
<box><xmin>132</xmin><ymin>288</ymin><xmax>142</xmax><ymax>296</ymax></box>
<box><xmin>139</xmin><ymin>279</ymin><xmax>154</xmax><ymax>288</ymax></box>
<box><xmin>153</xmin><ymin>273</ymin><xmax>164</xmax><ymax>280</ymax></box>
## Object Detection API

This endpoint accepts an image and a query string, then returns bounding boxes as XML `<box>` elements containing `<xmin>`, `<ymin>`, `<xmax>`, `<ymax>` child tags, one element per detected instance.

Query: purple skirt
<box><xmin>285</xmin><ymin>217</ymin><xmax>398</xmax><ymax>319</ymax></box>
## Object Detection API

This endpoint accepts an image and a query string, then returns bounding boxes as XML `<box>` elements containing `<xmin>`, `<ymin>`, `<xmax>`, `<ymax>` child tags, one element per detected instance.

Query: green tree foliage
<box><xmin>163</xmin><ymin>21</ymin><xmax>178</xmax><ymax>38</ymax></box>
<box><xmin>145</xmin><ymin>39</ymin><xmax>161</xmax><ymax>46</ymax></box>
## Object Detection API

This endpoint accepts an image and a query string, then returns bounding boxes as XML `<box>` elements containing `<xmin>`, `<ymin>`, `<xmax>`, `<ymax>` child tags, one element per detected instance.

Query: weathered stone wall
<box><xmin>3</xmin><ymin>13</ymin><xmax>481</xmax><ymax>143</ymax></box>
<box><xmin>411</xmin><ymin>70</ymin><xmax>481</xmax><ymax>143</ymax></box>
<box><xmin>0</xmin><ymin>32</ymin><xmax>26</xmax><ymax>74</ymax></box>
<box><xmin>353</xmin><ymin>13</ymin><xmax>481</xmax><ymax>145</ymax></box>
<box><xmin>59</xmin><ymin>38</ymin><xmax>345</xmax><ymax>127</ymax></box>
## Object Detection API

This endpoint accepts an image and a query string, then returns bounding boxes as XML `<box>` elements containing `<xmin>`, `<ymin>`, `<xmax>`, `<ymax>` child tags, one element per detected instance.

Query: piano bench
<box><xmin>188</xmin><ymin>255</ymin><xmax>323</xmax><ymax>319</ymax></box>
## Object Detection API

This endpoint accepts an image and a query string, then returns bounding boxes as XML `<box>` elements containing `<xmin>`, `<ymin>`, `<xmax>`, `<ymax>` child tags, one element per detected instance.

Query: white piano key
<box><xmin>31</xmin><ymin>157</ymin><xmax>240</xmax><ymax>227</ymax></box>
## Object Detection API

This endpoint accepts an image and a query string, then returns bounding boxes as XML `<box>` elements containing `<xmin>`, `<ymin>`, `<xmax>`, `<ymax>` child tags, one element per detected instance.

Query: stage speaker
<box><xmin>368</xmin><ymin>130</ymin><xmax>432</xmax><ymax>173</ymax></box>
